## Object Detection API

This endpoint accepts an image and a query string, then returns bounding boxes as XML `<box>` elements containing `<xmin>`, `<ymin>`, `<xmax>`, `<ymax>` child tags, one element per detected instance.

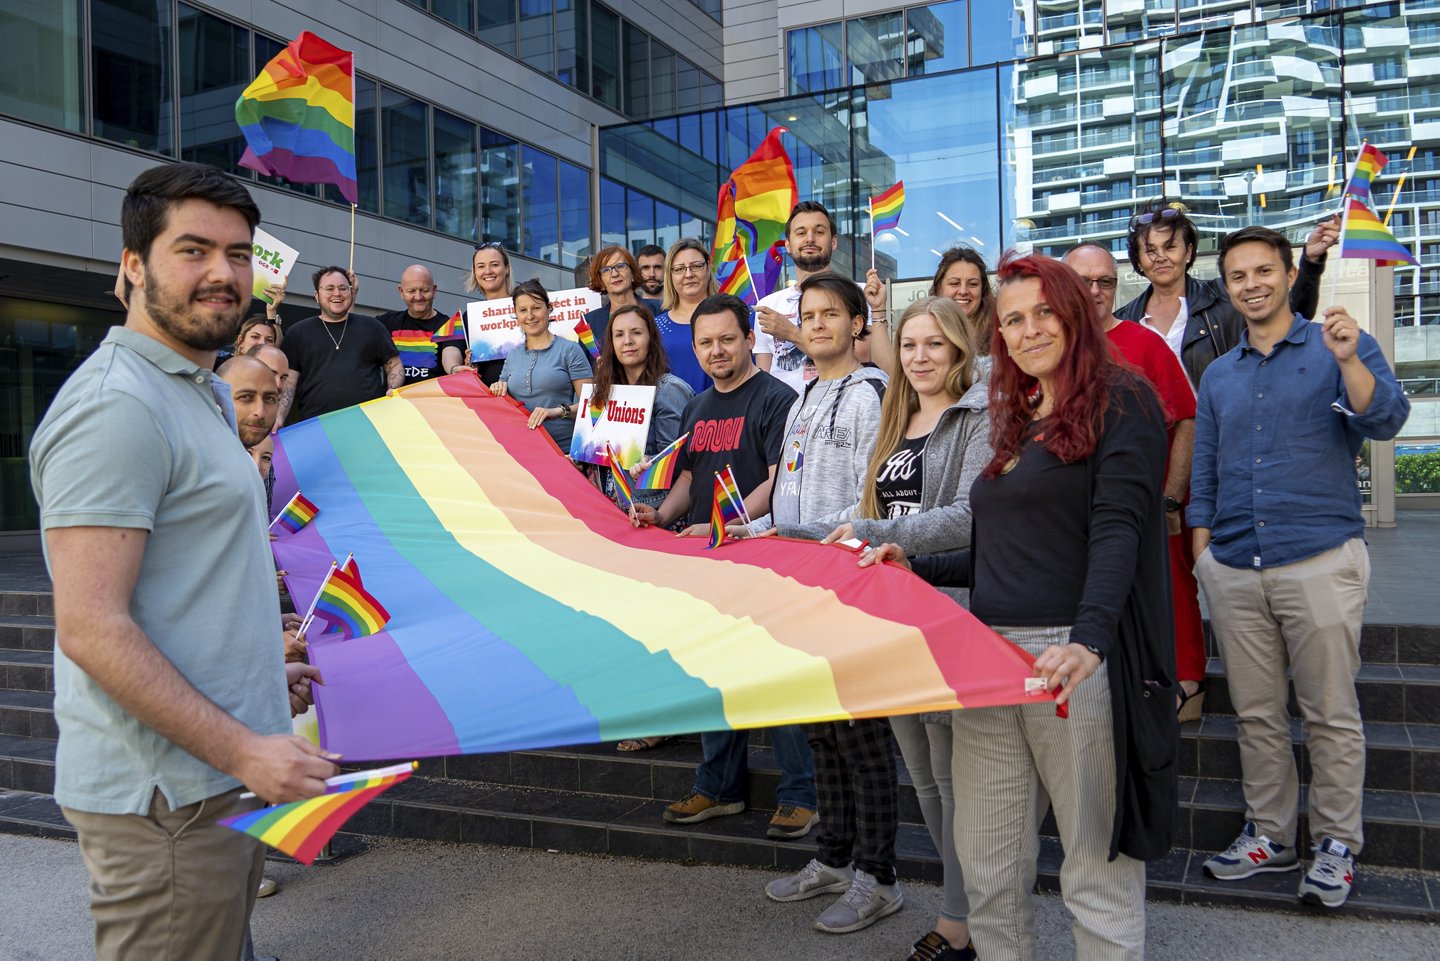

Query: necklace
<box><xmin>322</xmin><ymin>316</ymin><xmax>349</xmax><ymax>351</ymax></box>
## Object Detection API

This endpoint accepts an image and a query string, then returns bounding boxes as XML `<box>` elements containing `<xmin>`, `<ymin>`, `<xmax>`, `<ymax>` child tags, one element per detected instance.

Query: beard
<box><xmin>792</xmin><ymin>249</ymin><xmax>832</xmax><ymax>273</ymax></box>
<box><xmin>641</xmin><ymin>279</ymin><xmax>663</xmax><ymax>295</ymax></box>
<box><xmin>143</xmin><ymin>265</ymin><xmax>244</xmax><ymax>351</ymax></box>
<box><xmin>238</xmin><ymin>422</ymin><xmax>271</xmax><ymax>447</ymax></box>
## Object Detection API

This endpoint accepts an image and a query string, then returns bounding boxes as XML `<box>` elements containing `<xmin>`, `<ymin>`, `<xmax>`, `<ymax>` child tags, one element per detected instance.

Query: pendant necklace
<box><xmin>323</xmin><ymin>317</ymin><xmax>349</xmax><ymax>351</ymax></box>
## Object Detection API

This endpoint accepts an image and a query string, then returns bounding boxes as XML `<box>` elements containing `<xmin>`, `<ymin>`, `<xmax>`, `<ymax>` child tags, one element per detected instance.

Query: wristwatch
<box><xmin>1163</xmin><ymin>495</ymin><xmax>1182</xmax><ymax>513</ymax></box>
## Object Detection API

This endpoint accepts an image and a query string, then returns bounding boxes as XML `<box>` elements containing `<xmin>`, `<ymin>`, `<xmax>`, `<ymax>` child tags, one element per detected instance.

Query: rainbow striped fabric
<box><xmin>574</xmin><ymin>319</ymin><xmax>599</xmax><ymax>360</ymax></box>
<box><xmin>718</xmin><ymin>466</ymin><xmax>748</xmax><ymax>526</ymax></box>
<box><xmin>432</xmin><ymin>311</ymin><xmax>466</xmax><ymax>343</ymax></box>
<box><xmin>706</xmin><ymin>473</ymin><xmax>731</xmax><ymax>550</ymax></box>
<box><xmin>1339</xmin><ymin>197</ymin><xmax>1418</xmax><ymax>267</ymax></box>
<box><xmin>1344</xmin><ymin>144</ymin><xmax>1387</xmax><ymax>206</ymax></box>
<box><xmin>272</xmin><ymin>492</ymin><xmax>319</xmax><ymax>533</ymax></box>
<box><xmin>729</xmin><ymin>128</ymin><xmax>798</xmax><ymax>262</ymax></box>
<box><xmin>871</xmin><ymin>181</ymin><xmax>906</xmax><ymax>233</ymax></box>
<box><xmin>716</xmin><ymin>252</ymin><xmax>756</xmax><ymax>304</ymax></box>
<box><xmin>605</xmin><ymin>443</ymin><xmax>635</xmax><ymax>510</ymax></box>
<box><xmin>713</xmin><ymin>182</ymin><xmax>738</xmax><ymax>265</ymax></box>
<box><xmin>759</xmin><ymin>240</ymin><xmax>786</xmax><ymax>299</ymax></box>
<box><xmin>220</xmin><ymin>762</ymin><xmax>416</xmax><ymax>864</ymax></box>
<box><xmin>268</xmin><ymin>377</ymin><xmax>1049</xmax><ymax>760</ymax></box>
<box><xmin>310</xmin><ymin>561</ymin><xmax>391</xmax><ymax>639</ymax></box>
<box><xmin>634</xmin><ymin>432</ymin><xmax>689</xmax><ymax>490</ymax></box>
<box><xmin>235</xmin><ymin>31</ymin><xmax>357</xmax><ymax>205</ymax></box>
<box><xmin>391</xmin><ymin>331</ymin><xmax>438</xmax><ymax>368</ymax></box>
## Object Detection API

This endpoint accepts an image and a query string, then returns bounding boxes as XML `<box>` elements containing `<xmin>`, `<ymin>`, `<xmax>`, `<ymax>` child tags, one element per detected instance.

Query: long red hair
<box><xmin>984</xmin><ymin>252</ymin><xmax>1118</xmax><ymax>477</ymax></box>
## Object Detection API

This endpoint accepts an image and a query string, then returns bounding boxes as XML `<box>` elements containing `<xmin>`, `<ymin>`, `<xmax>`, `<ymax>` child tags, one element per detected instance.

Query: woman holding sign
<box><xmin>491</xmin><ymin>280</ymin><xmax>593</xmax><ymax>453</ymax></box>
<box><xmin>655</xmin><ymin>239</ymin><xmax>718</xmax><ymax>394</ymax></box>
<box><xmin>465</xmin><ymin>241</ymin><xmax>514</xmax><ymax>384</ymax></box>
<box><xmin>591</xmin><ymin>303</ymin><xmax>694</xmax><ymax>513</ymax></box>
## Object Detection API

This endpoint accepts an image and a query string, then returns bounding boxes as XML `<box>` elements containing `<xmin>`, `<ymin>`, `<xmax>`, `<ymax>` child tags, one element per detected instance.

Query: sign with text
<box><xmin>466</xmin><ymin>287</ymin><xmax>602</xmax><ymax>362</ymax></box>
<box><xmin>252</xmin><ymin>227</ymin><xmax>299</xmax><ymax>304</ymax></box>
<box><xmin>569</xmin><ymin>383</ymin><xmax>656</xmax><ymax>467</ymax></box>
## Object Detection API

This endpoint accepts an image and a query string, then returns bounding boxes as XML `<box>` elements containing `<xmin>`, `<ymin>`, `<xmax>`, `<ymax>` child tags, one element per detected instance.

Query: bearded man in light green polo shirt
<box><xmin>29</xmin><ymin>162</ymin><xmax>339</xmax><ymax>961</ymax></box>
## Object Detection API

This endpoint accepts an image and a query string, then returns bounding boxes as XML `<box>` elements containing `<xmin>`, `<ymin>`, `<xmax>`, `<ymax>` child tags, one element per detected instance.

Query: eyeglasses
<box><xmin>319</xmin><ymin>285</ymin><xmax>352</xmax><ymax>294</ymax></box>
<box><xmin>1084</xmin><ymin>277</ymin><xmax>1118</xmax><ymax>290</ymax></box>
<box><xmin>599</xmin><ymin>263</ymin><xmax>631</xmax><ymax>275</ymax></box>
<box><xmin>1129</xmin><ymin>207</ymin><xmax>1182</xmax><ymax>230</ymax></box>
<box><xmin>671</xmin><ymin>263</ymin><xmax>709</xmax><ymax>276</ymax></box>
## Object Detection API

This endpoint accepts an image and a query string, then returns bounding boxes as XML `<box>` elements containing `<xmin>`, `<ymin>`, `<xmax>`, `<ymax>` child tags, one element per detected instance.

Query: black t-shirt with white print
<box><xmin>875</xmin><ymin>433</ymin><xmax>928</xmax><ymax>519</ymax></box>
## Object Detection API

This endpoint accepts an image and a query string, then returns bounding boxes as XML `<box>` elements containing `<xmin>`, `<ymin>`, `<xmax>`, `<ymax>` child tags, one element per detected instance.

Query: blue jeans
<box><xmin>693</xmin><ymin>726</ymin><xmax>816</xmax><ymax>808</ymax></box>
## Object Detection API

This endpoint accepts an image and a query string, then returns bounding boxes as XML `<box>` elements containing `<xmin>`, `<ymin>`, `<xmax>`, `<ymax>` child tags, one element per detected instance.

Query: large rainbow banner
<box><xmin>271</xmin><ymin>377</ymin><xmax>1048</xmax><ymax>761</ymax></box>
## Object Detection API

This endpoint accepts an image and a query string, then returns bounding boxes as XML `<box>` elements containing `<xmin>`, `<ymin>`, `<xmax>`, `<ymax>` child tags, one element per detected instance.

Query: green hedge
<box><xmin>1397</xmin><ymin>451</ymin><xmax>1440</xmax><ymax>494</ymax></box>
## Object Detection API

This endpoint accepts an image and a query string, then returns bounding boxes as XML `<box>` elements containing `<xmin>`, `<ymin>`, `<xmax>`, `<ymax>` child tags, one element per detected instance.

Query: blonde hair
<box><xmin>857</xmin><ymin>297</ymin><xmax>976</xmax><ymax>520</ymax></box>
<box><xmin>661</xmin><ymin>238</ymin><xmax>717</xmax><ymax>312</ymax></box>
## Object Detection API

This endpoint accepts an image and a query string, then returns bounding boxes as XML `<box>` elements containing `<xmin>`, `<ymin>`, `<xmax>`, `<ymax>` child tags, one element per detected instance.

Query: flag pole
<box><xmin>1382</xmin><ymin>145</ymin><xmax>1418</xmax><ymax>227</ymax></box>
<box><xmin>298</xmin><ymin>560</ymin><xmax>339</xmax><ymax>638</ymax></box>
<box><xmin>267</xmin><ymin>491</ymin><xmax>299</xmax><ymax>531</ymax></box>
<box><xmin>869</xmin><ymin>197</ymin><xmax>876</xmax><ymax>272</ymax></box>
<box><xmin>348</xmin><ymin>203</ymin><xmax>357</xmax><ymax>276</ymax></box>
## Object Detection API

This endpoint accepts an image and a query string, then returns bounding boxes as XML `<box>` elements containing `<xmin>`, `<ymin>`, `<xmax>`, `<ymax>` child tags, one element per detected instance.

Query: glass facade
<box><xmin>0</xmin><ymin>1</ymin><xmax>85</xmax><ymax>132</ymax></box>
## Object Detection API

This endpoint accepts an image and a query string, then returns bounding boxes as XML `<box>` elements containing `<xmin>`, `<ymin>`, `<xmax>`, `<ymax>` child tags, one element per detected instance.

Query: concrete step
<box><xmin>1201</xmin><ymin>657</ymin><xmax>1440</xmax><ymax>725</ymax></box>
<box><xmin>0</xmin><ymin>592</ymin><xmax>53</xmax><ymax>617</ymax></box>
<box><xmin>0</xmin><ymin>649</ymin><xmax>52</xmax><ymax>694</ymax></box>
<box><xmin>0</xmin><ymin>614</ymin><xmax>55</xmax><ymax>655</ymax></box>
<box><xmin>0</xmin><ymin>690</ymin><xmax>57</xmax><ymax>739</ymax></box>
<box><xmin>0</xmin><ymin>734</ymin><xmax>55</xmax><ymax>794</ymax></box>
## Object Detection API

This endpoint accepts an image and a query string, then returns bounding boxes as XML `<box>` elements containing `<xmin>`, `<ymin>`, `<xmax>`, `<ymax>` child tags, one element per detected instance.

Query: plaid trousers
<box><xmin>804</xmin><ymin>718</ymin><xmax>899</xmax><ymax>884</ymax></box>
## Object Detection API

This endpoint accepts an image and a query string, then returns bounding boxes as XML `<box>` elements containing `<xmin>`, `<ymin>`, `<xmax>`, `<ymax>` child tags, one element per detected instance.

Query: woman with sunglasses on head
<box><xmin>1114</xmin><ymin>201</ymin><xmax>1337</xmax><ymax>388</ymax></box>
<box><xmin>865</xmin><ymin>245</ymin><xmax>995</xmax><ymax>379</ymax></box>
<box><xmin>490</xmin><ymin>280</ymin><xmax>593</xmax><ymax>453</ymax></box>
<box><xmin>655</xmin><ymin>239</ymin><xmax>719</xmax><ymax>394</ymax></box>
<box><xmin>584</xmin><ymin>245</ymin><xmax>662</xmax><ymax>347</ymax></box>
<box><xmin>465</xmin><ymin>241</ymin><xmax>514</xmax><ymax>384</ymax></box>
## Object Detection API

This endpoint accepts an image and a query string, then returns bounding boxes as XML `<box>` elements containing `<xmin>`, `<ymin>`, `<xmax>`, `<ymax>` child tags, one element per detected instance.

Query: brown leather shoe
<box><xmin>663</xmin><ymin>791</ymin><xmax>744</xmax><ymax>824</ymax></box>
<box><xmin>767</xmin><ymin>804</ymin><xmax>818</xmax><ymax>839</ymax></box>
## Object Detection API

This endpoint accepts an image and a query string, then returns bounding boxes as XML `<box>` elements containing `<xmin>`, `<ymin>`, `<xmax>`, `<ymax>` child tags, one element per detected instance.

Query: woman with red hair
<box><xmin>872</xmin><ymin>252</ymin><xmax>1178</xmax><ymax>958</ymax></box>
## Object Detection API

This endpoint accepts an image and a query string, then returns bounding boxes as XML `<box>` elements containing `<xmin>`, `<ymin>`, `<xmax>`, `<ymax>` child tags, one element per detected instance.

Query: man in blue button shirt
<box><xmin>1189</xmin><ymin>226</ymin><xmax>1409</xmax><ymax>909</ymax></box>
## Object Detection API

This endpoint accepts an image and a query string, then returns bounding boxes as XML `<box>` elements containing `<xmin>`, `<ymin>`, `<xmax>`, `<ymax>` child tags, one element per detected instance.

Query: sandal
<box><xmin>616</xmin><ymin>735</ymin><xmax>673</xmax><ymax>752</ymax></box>
<box><xmin>1176</xmin><ymin>681</ymin><xmax>1206</xmax><ymax>723</ymax></box>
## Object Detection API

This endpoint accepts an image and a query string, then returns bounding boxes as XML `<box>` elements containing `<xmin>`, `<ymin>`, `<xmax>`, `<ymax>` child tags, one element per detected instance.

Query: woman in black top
<box><xmin>870</xmin><ymin>253</ymin><xmax>1177</xmax><ymax>958</ymax></box>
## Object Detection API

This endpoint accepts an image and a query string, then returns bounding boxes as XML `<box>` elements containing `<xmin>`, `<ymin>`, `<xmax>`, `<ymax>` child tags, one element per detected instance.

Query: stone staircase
<box><xmin>3</xmin><ymin>586</ymin><xmax>1438</xmax><ymax>919</ymax></box>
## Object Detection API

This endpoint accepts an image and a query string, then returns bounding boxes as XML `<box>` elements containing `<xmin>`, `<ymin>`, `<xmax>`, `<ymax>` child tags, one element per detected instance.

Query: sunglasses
<box><xmin>473</xmin><ymin>241</ymin><xmax>505</xmax><ymax>252</ymax></box>
<box><xmin>1129</xmin><ymin>207</ymin><xmax>1182</xmax><ymax>230</ymax></box>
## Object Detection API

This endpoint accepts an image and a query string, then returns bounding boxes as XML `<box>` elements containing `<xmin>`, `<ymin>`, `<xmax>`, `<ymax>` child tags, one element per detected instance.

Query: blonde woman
<box><xmin>464</xmin><ymin>241</ymin><xmax>513</xmax><ymax>383</ymax></box>
<box><xmin>654</xmin><ymin>238</ymin><xmax>718</xmax><ymax>393</ymax></box>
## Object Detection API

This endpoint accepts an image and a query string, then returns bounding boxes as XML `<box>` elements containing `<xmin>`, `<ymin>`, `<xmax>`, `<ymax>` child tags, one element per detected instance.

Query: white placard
<box><xmin>466</xmin><ymin>287</ymin><xmax>602</xmax><ymax>362</ymax></box>
<box><xmin>251</xmin><ymin>227</ymin><xmax>299</xmax><ymax>305</ymax></box>
<box><xmin>569</xmin><ymin>383</ymin><xmax>656</xmax><ymax>467</ymax></box>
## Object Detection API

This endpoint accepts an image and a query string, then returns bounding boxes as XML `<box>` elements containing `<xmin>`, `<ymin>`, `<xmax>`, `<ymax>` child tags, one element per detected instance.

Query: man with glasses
<box><xmin>377</xmin><ymin>264</ymin><xmax>471</xmax><ymax>385</ymax></box>
<box><xmin>1065</xmin><ymin>242</ymin><xmax>1207</xmax><ymax>718</ymax></box>
<box><xmin>280</xmin><ymin>266</ymin><xmax>401</xmax><ymax>424</ymax></box>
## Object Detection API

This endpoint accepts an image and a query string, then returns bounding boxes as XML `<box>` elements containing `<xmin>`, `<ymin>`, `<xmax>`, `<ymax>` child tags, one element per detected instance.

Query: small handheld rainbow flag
<box><xmin>1344</xmin><ymin>144</ymin><xmax>1387</xmax><ymax>207</ymax></box>
<box><xmin>270</xmin><ymin>492</ymin><xmax>319</xmax><ymax>533</ymax></box>
<box><xmin>716</xmin><ymin>253</ymin><xmax>756</xmax><ymax>305</ymax></box>
<box><xmin>432</xmin><ymin>310</ymin><xmax>466</xmax><ymax>343</ymax></box>
<box><xmin>303</xmin><ymin>555</ymin><xmax>391</xmax><ymax>639</ymax></box>
<box><xmin>634</xmin><ymin>432</ymin><xmax>689</xmax><ymax>490</ymax></box>
<box><xmin>605</xmin><ymin>443</ymin><xmax>635</xmax><ymax>511</ymax></box>
<box><xmin>221</xmin><ymin>762</ymin><xmax>417</xmax><ymax>864</ymax></box>
<box><xmin>706</xmin><ymin>473</ymin><xmax>730</xmax><ymax>550</ymax></box>
<box><xmin>719</xmin><ymin>465</ymin><xmax>751</xmax><ymax>527</ymax></box>
<box><xmin>1338</xmin><ymin>196</ymin><xmax>1418</xmax><ymax>267</ymax></box>
<box><xmin>871</xmin><ymin>181</ymin><xmax>905</xmax><ymax>234</ymax></box>
<box><xmin>574</xmin><ymin>319</ymin><xmax>599</xmax><ymax>360</ymax></box>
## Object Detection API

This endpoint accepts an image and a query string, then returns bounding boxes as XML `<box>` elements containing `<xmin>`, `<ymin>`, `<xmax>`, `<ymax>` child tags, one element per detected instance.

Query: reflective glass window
<box><xmin>92</xmin><ymin>0</ymin><xmax>173</xmax><ymax>155</ymax></box>
<box><xmin>381</xmin><ymin>89</ymin><xmax>430</xmax><ymax>226</ymax></box>
<box><xmin>677</xmin><ymin>58</ymin><xmax>701</xmax><ymax>112</ymax></box>
<box><xmin>700</xmin><ymin>71</ymin><xmax>723</xmax><ymax>110</ymax></box>
<box><xmin>627</xmin><ymin>188</ymin><xmax>655</xmax><ymax>249</ymax></box>
<box><xmin>591</xmin><ymin>3</ymin><xmax>621</xmax><ymax>109</ymax></box>
<box><xmin>478</xmin><ymin>0</ymin><xmax>516</xmax><ymax>55</ymax></box>
<box><xmin>655</xmin><ymin>201</ymin><xmax>680</xmax><ymax>251</ymax></box>
<box><xmin>787</xmin><ymin>23</ymin><xmax>844</xmax><ymax>95</ymax></box>
<box><xmin>1105</xmin><ymin>0</ymin><xmax>1175</xmax><ymax>42</ymax></box>
<box><xmin>847</xmin><ymin>13</ymin><xmax>905</xmax><ymax>85</ymax></box>
<box><xmin>560</xmin><ymin>160</ymin><xmax>591</xmax><ymax>269</ymax></box>
<box><xmin>519</xmin><ymin>0</ymin><xmax>554</xmax><ymax>76</ymax></box>
<box><xmin>970</xmin><ymin>0</ymin><xmax>1030</xmax><ymax>65</ymax></box>
<box><xmin>433</xmin><ymin>0</ymin><xmax>472</xmax><ymax>30</ymax></box>
<box><xmin>321</xmin><ymin>69</ymin><xmax>377</xmax><ymax>211</ymax></box>
<box><xmin>600</xmin><ymin>176</ymin><xmax>627</xmax><ymax>248</ymax></box>
<box><xmin>481</xmin><ymin>128</ymin><xmax>521</xmax><ymax>248</ymax></box>
<box><xmin>906</xmin><ymin>1</ymin><xmax>968</xmax><ymax>76</ymax></box>
<box><xmin>557</xmin><ymin>0</ymin><xmax>588</xmax><ymax>90</ymax></box>
<box><xmin>434</xmin><ymin>109</ymin><xmax>478</xmax><ymax>241</ymax></box>
<box><xmin>177</xmin><ymin>5</ymin><xmax>248</xmax><ymax>171</ymax></box>
<box><xmin>624</xmin><ymin>23</ymin><xmax>649</xmax><ymax>116</ymax></box>
<box><xmin>522</xmin><ymin>146</ymin><xmax>558</xmax><ymax>262</ymax></box>
<box><xmin>651</xmin><ymin>41</ymin><xmax>676</xmax><ymax>116</ymax></box>
<box><xmin>0</xmin><ymin>0</ymin><xmax>84</xmax><ymax>131</ymax></box>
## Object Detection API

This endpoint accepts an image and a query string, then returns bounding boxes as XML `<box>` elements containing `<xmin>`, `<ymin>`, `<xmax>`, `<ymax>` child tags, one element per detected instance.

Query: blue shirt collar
<box><xmin>1237</xmin><ymin>312</ymin><xmax>1311</xmax><ymax>356</ymax></box>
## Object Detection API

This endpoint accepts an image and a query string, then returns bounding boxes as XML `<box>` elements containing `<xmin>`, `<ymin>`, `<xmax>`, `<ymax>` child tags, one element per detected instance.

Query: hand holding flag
<box><xmin>634</xmin><ymin>432</ymin><xmax>689</xmax><ymax>490</ymax></box>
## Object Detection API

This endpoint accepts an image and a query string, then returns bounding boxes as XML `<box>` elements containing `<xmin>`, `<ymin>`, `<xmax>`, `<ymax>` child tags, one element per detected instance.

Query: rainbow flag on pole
<box><xmin>270</xmin><ymin>491</ymin><xmax>319</xmax><ymax>533</ymax></box>
<box><xmin>605</xmin><ymin>443</ymin><xmax>635</xmax><ymax>510</ymax></box>
<box><xmin>432</xmin><ymin>310</ymin><xmax>466</xmax><ymax>343</ymax></box>
<box><xmin>220</xmin><ymin>762</ymin><xmax>416</xmax><ymax>864</ymax></box>
<box><xmin>1338</xmin><ymin>197</ymin><xmax>1418</xmax><ymax>267</ymax></box>
<box><xmin>727</xmin><ymin>128</ymin><xmax>798</xmax><ymax>264</ymax></box>
<box><xmin>706</xmin><ymin>473</ymin><xmax>731</xmax><ymax>550</ymax></box>
<box><xmin>719</xmin><ymin>466</ymin><xmax>750</xmax><ymax>526</ymax></box>
<box><xmin>267</xmin><ymin>376</ymin><xmax>1053</xmax><ymax>761</ymax></box>
<box><xmin>871</xmin><ymin>181</ymin><xmax>906</xmax><ymax>233</ymax></box>
<box><xmin>716</xmin><ymin>251</ymin><xmax>756</xmax><ymax>304</ymax></box>
<box><xmin>236</xmin><ymin>31</ymin><xmax>357</xmax><ymax>204</ymax></box>
<box><xmin>1344</xmin><ymin>144</ymin><xmax>1387</xmax><ymax>207</ymax></box>
<box><xmin>574</xmin><ymin>319</ymin><xmax>599</xmax><ymax>360</ymax></box>
<box><xmin>634</xmin><ymin>432</ymin><xmax>689</xmax><ymax>490</ymax></box>
<box><xmin>309</xmin><ymin>560</ymin><xmax>391</xmax><ymax>639</ymax></box>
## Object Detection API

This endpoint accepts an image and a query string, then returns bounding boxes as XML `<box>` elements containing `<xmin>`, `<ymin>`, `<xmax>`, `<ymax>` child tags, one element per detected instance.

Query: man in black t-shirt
<box><xmin>632</xmin><ymin>294</ymin><xmax>813</xmax><ymax>840</ymax></box>
<box><xmin>376</xmin><ymin>264</ymin><xmax>471</xmax><ymax>386</ymax></box>
<box><xmin>281</xmin><ymin>266</ymin><xmax>402</xmax><ymax>425</ymax></box>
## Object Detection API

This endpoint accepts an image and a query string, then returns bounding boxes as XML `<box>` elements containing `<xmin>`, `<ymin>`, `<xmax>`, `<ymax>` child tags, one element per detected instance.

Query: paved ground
<box><xmin>3</xmin><ymin>834</ymin><xmax>1435</xmax><ymax>961</ymax></box>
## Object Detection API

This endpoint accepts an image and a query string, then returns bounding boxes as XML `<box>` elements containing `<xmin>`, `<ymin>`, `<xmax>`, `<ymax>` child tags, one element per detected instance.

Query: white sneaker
<box><xmin>1299</xmin><ymin>838</ymin><xmax>1356</xmax><ymax>908</ymax></box>
<box><xmin>765</xmin><ymin>858</ymin><xmax>853</xmax><ymax>902</ymax></box>
<box><xmin>814</xmin><ymin>869</ymin><xmax>904</xmax><ymax>934</ymax></box>
<box><xmin>1202</xmin><ymin>821</ymin><xmax>1299</xmax><ymax>880</ymax></box>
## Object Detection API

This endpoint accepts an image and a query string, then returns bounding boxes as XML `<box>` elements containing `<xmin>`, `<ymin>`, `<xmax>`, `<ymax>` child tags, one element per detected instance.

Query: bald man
<box><xmin>376</xmin><ymin>264</ymin><xmax>471</xmax><ymax>385</ymax></box>
<box><xmin>247</xmin><ymin>343</ymin><xmax>290</xmax><ymax>392</ymax></box>
<box><xmin>217</xmin><ymin>355</ymin><xmax>280</xmax><ymax>448</ymax></box>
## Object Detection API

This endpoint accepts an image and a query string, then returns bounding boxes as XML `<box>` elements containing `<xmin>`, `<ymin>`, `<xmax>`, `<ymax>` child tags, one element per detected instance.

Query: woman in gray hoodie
<box><xmin>781</xmin><ymin>295</ymin><xmax>993</xmax><ymax>961</ymax></box>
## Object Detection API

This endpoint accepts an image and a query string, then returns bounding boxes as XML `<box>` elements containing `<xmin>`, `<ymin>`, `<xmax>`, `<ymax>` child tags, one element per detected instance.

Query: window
<box><xmin>518</xmin><ymin>0</ymin><xmax>554</xmax><ymax>76</ymax></box>
<box><xmin>381</xmin><ymin>89</ymin><xmax>430</xmax><ymax>226</ymax></box>
<box><xmin>478</xmin><ymin>0</ymin><xmax>516</xmax><ymax>55</ymax></box>
<box><xmin>559</xmin><ymin>160</ymin><xmax>591</xmax><ymax>268</ymax></box>
<box><xmin>600</xmin><ymin>176</ymin><xmax>626</xmax><ymax>248</ymax></box>
<box><xmin>433</xmin><ymin>0</ymin><xmax>472</xmax><ymax>30</ymax></box>
<box><xmin>521</xmin><ymin>146</ymin><xmax>558</xmax><ymax>262</ymax></box>
<box><xmin>907</xmin><ymin>1</ymin><xmax>968</xmax><ymax>77</ymax></box>
<box><xmin>92</xmin><ymin>0</ymin><xmax>173</xmax><ymax>154</ymax></box>
<box><xmin>590</xmin><ymin>3</ymin><xmax>620</xmax><ymax>109</ymax></box>
<box><xmin>434</xmin><ymin>109</ymin><xmax>478</xmax><ymax>241</ymax></box>
<box><xmin>0</xmin><ymin>0</ymin><xmax>84</xmax><ymax>131</ymax></box>
<box><xmin>624</xmin><ymin>22</ymin><xmax>648</xmax><ymax>116</ymax></box>
<box><xmin>480</xmin><ymin>128</ymin><xmax>520</xmax><ymax>247</ymax></box>
<box><xmin>677</xmin><ymin>58</ymin><xmax>701</xmax><ymax>112</ymax></box>
<box><xmin>650</xmin><ymin>41</ymin><xmax>676</xmax><ymax>116</ymax></box>
<box><xmin>970</xmin><ymin>0</ymin><xmax>1029</xmax><ymax>64</ymax></box>
<box><xmin>847</xmin><ymin>12</ymin><xmax>904</xmax><ymax>85</ymax></box>
<box><xmin>627</xmin><ymin>188</ymin><xmax>655</xmax><ymax>249</ymax></box>
<box><xmin>556</xmin><ymin>0</ymin><xmax>588</xmax><ymax>90</ymax></box>
<box><xmin>177</xmin><ymin>5</ymin><xmax>248</xmax><ymax>170</ymax></box>
<box><xmin>788</xmin><ymin>23</ymin><xmax>844</xmax><ymax>95</ymax></box>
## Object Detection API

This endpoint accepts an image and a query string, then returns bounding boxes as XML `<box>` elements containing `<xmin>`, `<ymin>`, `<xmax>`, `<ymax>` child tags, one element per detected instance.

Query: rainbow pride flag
<box><xmin>309</xmin><ymin>561</ymin><xmax>391</xmax><ymax>639</ymax></box>
<box><xmin>605</xmin><ymin>443</ymin><xmax>635</xmax><ymax>510</ymax></box>
<box><xmin>1344</xmin><ymin>144</ymin><xmax>1387</xmax><ymax>207</ymax></box>
<box><xmin>235</xmin><ymin>31</ymin><xmax>357</xmax><ymax>205</ymax></box>
<box><xmin>268</xmin><ymin>377</ymin><xmax>1051</xmax><ymax>760</ymax></box>
<box><xmin>713</xmin><ymin>182</ymin><xmax>738</xmax><ymax>265</ymax></box>
<box><xmin>716</xmin><ymin>252</ymin><xmax>756</xmax><ymax>304</ymax></box>
<box><xmin>730</xmin><ymin>128</ymin><xmax>798</xmax><ymax>261</ymax></box>
<box><xmin>270</xmin><ymin>491</ymin><xmax>319</xmax><ymax>533</ymax></box>
<box><xmin>871</xmin><ymin>181</ymin><xmax>905</xmax><ymax>233</ymax></box>
<box><xmin>391</xmin><ymin>331</ymin><xmax>437</xmax><ymax>368</ymax></box>
<box><xmin>706</xmin><ymin>473</ymin><xmax>731</xmax><ymax>550</ymax></box>
<box><xmin>719</xmin><ymin>466</ymin><xmax>749</xmax><ymax>526</ymax></box>
<box><xmin>634</xmin><ymin>432</ymin><xmax>689</xmax><ymax>490</ymax></box>
<box><xmin>574</xmin><ymin>319</ymin><xmax>599</xmax><ymax>360</ymax></box>
<box><xmin>1338</xmin><ymin>197</ymin><xmax>1418</xmax><ymax>267</ymax></box>
<box><xmin>220</xmin><ymin>762</ymin><xmax>416</xmax><ymax>864</ymax></box>
<box><xmin>432</xmin><ymin>311</ymin><xmax>466</xmax><ymax>343</ymax></box>
<box><xmin>759</xmin><ymin>240</ymin><xmax>786</xmax><ymax>299</ymax></box>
